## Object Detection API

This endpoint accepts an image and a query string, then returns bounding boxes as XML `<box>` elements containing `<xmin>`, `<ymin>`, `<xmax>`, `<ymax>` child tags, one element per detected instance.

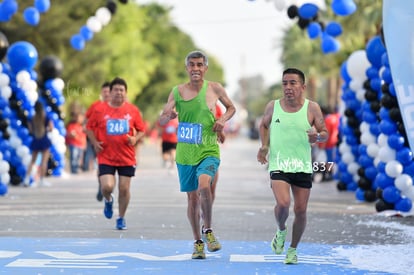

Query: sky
<box><xmin>136</xmin><ymin>0</ymin><xmax>302</xmax><ymax>95</ymax></box>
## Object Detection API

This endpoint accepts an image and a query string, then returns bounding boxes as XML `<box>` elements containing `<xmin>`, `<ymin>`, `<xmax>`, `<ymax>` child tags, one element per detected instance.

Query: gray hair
<box><xmin>185</xmin><ymin>50</ymin><xmax>208</xmax><ymax>66</ymax></box>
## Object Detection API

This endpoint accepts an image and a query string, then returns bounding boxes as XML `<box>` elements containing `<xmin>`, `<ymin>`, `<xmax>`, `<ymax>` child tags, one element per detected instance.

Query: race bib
<box><xmin>177</xmin><ymin>122</ymin><xmax>202</xmax><ymax>144</ymax></box>
<box><xmin>106</xmin><ymin>119</ymin><xmax>129</xmax><ymax>135</ymax></box>
<box><xmin>165</xmin><ymin>125</ymin><xmax>176</xmax><ymax>134</ymax></box>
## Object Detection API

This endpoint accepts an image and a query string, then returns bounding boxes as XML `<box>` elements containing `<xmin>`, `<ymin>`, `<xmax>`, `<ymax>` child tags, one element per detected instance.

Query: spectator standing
<box><xmin>66</xmin><ymin>111</ymin><xmax>87</xmax><ymax>174</ymax></box>
<box><xmin>24</xmin><ymin>100</ymin><xmax>54</xmax><ymax>187</ymax></box>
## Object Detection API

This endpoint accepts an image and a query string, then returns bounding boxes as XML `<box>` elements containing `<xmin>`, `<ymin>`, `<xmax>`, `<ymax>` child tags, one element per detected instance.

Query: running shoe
<box><xmin>192</xmin><ymin>240</ymin><xmax>206</xmax><ymax>259</ymax></box>
<box><xmin>202</xmin><ymin>229</ymin><xmax>222</xmax><ymax>252</ymax></box>
<box><xmin>284</xmin><ymin>247</ymin><xmax>298</xmax><ymax>264</ymax></box>
<box><xmin>104</xmin><ymin>194</ymin><xmax>114</xmax><ymax>219</ymax></box>
<box><xmin>271</xmin><ymin>227</ymin><xmax>287</xmax><ymax>254</ymax></box>
<box><xmin>116</xmin><ymin>217</ymin><xmax>127</xmax><ymax>230</ymax></box>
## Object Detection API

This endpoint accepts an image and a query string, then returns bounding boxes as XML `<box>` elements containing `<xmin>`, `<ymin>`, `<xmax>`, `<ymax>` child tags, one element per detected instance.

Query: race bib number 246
<box><xmin>106</xmin><ymin>119</ymin><xmax>129</xmax><ymax>135</ymax></box>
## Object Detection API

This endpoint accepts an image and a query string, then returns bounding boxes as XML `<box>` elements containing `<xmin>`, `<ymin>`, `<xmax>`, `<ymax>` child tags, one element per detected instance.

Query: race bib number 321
<box><xmin>178</xmin><ymin>122</ymin><xmax>202</xmax><ymax>144</ymax></box>
<box><xmin>106</xmin><ymin>119</ymin><xmax>129</xmax><ymax>135</ymax></box>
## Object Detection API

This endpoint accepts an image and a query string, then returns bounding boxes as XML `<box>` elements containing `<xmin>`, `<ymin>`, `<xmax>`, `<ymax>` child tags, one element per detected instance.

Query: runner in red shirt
<box><xmin>86</xmin><ymin>77</ymin><xmax>145</xmax><ymax>230</ymax></box>
<box><xmin>158</xmin><ymin>117</ymin><xmax>179</xmax><ymax>172</ymax></box>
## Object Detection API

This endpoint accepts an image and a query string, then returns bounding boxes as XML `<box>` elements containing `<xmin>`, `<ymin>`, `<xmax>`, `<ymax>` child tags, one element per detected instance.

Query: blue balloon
<box><xmin>364</xmin><ymin>166</ymin><xmax>377</xmax><ymax>180</ymax></box>
<box><xmin>298</xmin><ymin>3</ymin><xmax>319</xmax><ymax>19</ymax></box>
<box><xmin>0</xmin><ymin>0</ymin><xmax>18</xmax><ymax>22</ymax></box>
<box><xmin>80</xmin><ymin>25</ymin><xmax>94</xmax><ymax>41</ymax></box>
<box><xmin>395</xmin><ymin>198</ymin><xmax>412</xmax><ymax>212</ymax></box>
<box><xmin>0</xmin><ymin>183</ymin><xmax>7</xmax><ymax>195</ymax></box>
<box><xmin>331</xmin><ymin>0</ymin><xmax>357</xmax><ymax>16</ymax></box>
<box><xmin>307</xmin><ymin>22</ymin><xmax>321</xmax><ymax>39</ymax></box>
<box><xmin>370</xmin><ymin>77</ymin><xmax>382</xmax><ymax>92</ymax></box>
<box><xmin>403</xmin><ymin>161</ymin><xmax>414</xmax><ymax>176</ymax></box>
<box><xmin>325</xmin><ymin>21</ymin><xmax>342</xmax><ymax>37</ymax></box>
<box><xmin>396</xmin><ymin>147</ymin><xmax>413</xmax><ymax>165</ymax></box>
<box><xmin>358</xmin><ymin>154</ymin><xmax>373</xmax><ymax>168</ymax></box>
<box><xmin>369</xmin><ymin>123</ymin><xmax>380</xmax><ymax>136</ymax></box>
<box><xmin>388</xmin><ymin>133</ymin><xmax>405</xmax><ymax>150</ymax></box>
<box><xmin>346</xmin><ymin>181</ymin><xmax>358</xmax><ymax>191</ymax></box>
<box><xmin>34</xmin><ymin>0</ymin><xmax>50</xmax><ymax>13</ymax></box>
<box><xmin>70</xmin><ymin>34</ymin><xmax>85</xmax><ymax>51</ymax></box>
<box><xmin>321</xmin><ymin>34</ymin><xmax>340</xmax><ymax>54</ymax></box>
<box><xmin>379</xmin><ymin>119</ymin><xmax>397</xmax><ymax>135</ymax></box>
<box><xmin>366</xmin><ymin>66</ymin><xmax>379</xmax><ymax>79</ymax></box>
<box><xmin>383</xmin><ymin>186</ymin><xmax>401</xmax><ymax>204</ymax></box>
<box><xmin>23</xmin><ymin>7</ymin><xmax>40</xmax><ymax>26</ymax></box>
<box><xmin>366</xmin><ymin>36</ymin><xmax>386</xmax><ymax>68</ymax></box>
<box><xmin>389</xmin><ymin>83</ymin><xmax>396</xmax><ymax>97</ymax></box>
<box><xmin>381</xmin><ymin>67</ymin><xmax>393</xmax><ymax>84</ymax></box>
<box><xmin>6</xmin><ymin>41</ymin><xmax>38</xmax><ymax>73</ymax></box>
<box><xmin>374</xmin><ymin>172</ymin><xmax>394</xmax><ymax>189</ymax></box>
<box><xmin>355</xmin><ymin>188</ymin><xmax>365</xmax><ymax>201</ymax></box>
<box><xmin>381</xmin><ymin>52</ymin><xmax>389</xmax><ymax>67</ymax></box>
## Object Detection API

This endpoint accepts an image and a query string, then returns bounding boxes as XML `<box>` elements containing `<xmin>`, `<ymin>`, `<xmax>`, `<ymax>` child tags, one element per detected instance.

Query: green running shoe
<box><xmin>271</xmin><ymin>227</ymin><xmax>287</xmax><ymax>254</ymax></box>
<box><xmin>284</xmin><ymin>247</ymin><xmax>298</xmax><ymax>264</ymax></box>
<box><xmin>192</xmin><ymin>240</ymin><xmax>206</xmax><ymax>259</ymax></box>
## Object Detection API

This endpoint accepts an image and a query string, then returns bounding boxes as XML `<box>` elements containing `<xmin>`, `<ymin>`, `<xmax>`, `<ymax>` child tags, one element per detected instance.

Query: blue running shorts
<box><xmin>176</xmin><ymin>157</ymin><xmax>220</xmax><ymax>192</ymax></box>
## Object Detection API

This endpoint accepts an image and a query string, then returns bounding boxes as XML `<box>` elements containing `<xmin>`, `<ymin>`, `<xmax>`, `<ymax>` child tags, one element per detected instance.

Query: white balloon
<box><xmin>342</xmin><ymin>151</ymin><xmax>355</xmax><ymax>164</ymax></box>
<box><xmin>0</xmin><ymin>160</ymin><xmax>10</xmax><ymax>174</ymax></box>
<box><xmin>347</xmin><ymin>50</ymin><xmax>371</xmax><ymax>82</ymax></box>
<box><xmin>347</xmin><ymin>162</ymin><xmax>360</xmax><ymax>175</ymax></box>
<box><xmin>95</xmin><ymin>7</ymin><xmax>111</xmax><ymax>26</ymax></box>
<box><xmin>360</xmin><ymin>132</ymin><xmax>376</xmax><ymax>146</ymax></box>
<box><xmin>0</xmin><ymin>172</ymin><xmax>10</xmax><ymax>184</ymax></box>
<box><xmin>385</xmin><ymin>160</ymin><xmax>403</xmax><ymax>178</ymax></box>
<box><xmin>377</xmin><ymin>133</ymin><xmax>389</xmax><ymax>147</ymax></box>
<box><xmin>16</xmin><ymin>70</ymin><xmax>31</xmax><ymax>84</ymax></box>
<box><xmin>87</xmin><ymin>16</ymin><xmax>103</xmax><ymax>33</ymax></box>
<box><xmin>403</xmin><ymin>186</ymin><xmax>414</xmax><ymax>201</ymax></box>
<box><xmin>359</xmin><ymin>121</ymin><xmax>370</xmax><ymax>133</ymax></box>
<box><xmin>1</xmin><ymin>86</ymin><xmax>12</xmax><ymax>99</ymax></box>
<box><xmin>338</xmin><ymin>142</ymin><xmax>351</xmax><ymax>154</ymax></box>
<box><xmin>27</xmin><ymin>90</ymin><xmax>39</xmax><ymax>105</ymax></box>
<box><xmin>378</xmin><ymin>145</ymin><xmax>396</xmax><ymax>162</ymax></box>
<box><xmin>273</xmin><ymin>0</ymin><xmax>285</xmax><ymax>11</ymax></box>
<box><xmin>349</xmin><ymin>79</ymin><xmax>364</xmax><ymax>92</ymax></box>
<box><xmin>0</xmin><ymin>73</ymin><xmax>10</xmax><ymax>87</ymax></box>
<box><xmin>355</xmin><ymin>88</ymin><xmax>366</xmax><ymax>101</ymax></box>
<box><xmin>22</xmin><ymin>154</ymin><xmax>32</xmax><ymax>167</ymax></box>
<box><xmin>16</xmin><ymin>146</ymin><xmax>30</xmax><ymax>158</ymax></box>
<box><xmin>366</xmin><ymin>143</ymin><xmax>380</xmax><ymax>158</ymax></box>
<box><xmin>52</xmin><ymin>78</ymin><xmax>65</xmax><ymax>91</ymax></box>
<box><xmin>9</xmin><ymin>135</ymin><xmax>22</xmax><ymax>148</ymax></box>
<box><xmin>395</xmin><ymin>174</ymin><xmax>413</xmax><ymax>192</ymax></box>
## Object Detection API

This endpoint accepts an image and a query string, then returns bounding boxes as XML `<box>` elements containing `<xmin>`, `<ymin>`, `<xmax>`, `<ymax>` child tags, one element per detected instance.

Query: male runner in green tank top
<box><xmin>159</xmin><ymin>51</ymin><xmax>236</xmax><ymax>259</ymax></box>
<box><xmin>257</xmin><ymin>68</ymin><xmax>328</xmax><ymax>264</ymax></box>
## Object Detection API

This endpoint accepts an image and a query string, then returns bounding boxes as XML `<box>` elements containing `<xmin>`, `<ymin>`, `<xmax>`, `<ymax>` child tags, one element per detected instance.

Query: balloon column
<box><xmin>0</xmin><ymin>38</ymin><xmax>66</xmax><ymax>192</ymax></box>
<box><xmin>337</xmin><ymin>32</ymin><xmax>414</xmax><ymax>213</ymax></box>
<box><xmin>270</xmin><ymin>0</ymin><xmax>357</xmax><ymax>54</ymax></box>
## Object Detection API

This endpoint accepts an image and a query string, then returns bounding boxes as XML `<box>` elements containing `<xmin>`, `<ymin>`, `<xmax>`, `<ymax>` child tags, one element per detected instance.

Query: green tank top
<box><xmin>173</xmin><ymin>80</ymin><xmax>220</xmax><ymax>165</ymax></box>
<box><xmin>268</xmin><ymin>99</ymin><xmax>312</xmax><ymax>173</ymax></box>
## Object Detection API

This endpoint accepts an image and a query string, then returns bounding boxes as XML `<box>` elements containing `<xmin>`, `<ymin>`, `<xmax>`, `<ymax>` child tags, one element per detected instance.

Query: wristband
<box><xmin>316</xmin><ymin>132</ymin><xmax>321</xmax><ymax>142</ymax></box>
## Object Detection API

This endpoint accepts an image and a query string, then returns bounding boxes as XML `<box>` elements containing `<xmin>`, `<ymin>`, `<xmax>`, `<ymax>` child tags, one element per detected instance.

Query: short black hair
<box><xmin>110</xmin><ymin>77</ymin><xmax>127</xmax><ymax>91</ymax></box>
<box><xmin>185</xmin><ymin>50</ymin><xmax>208</xmax><ymax>66</ymax></box>
<box><xmin>101</xmin><ymin>81</ymin><xmax>110</xmax><ymax>88</ymax></box>
<box><xmin>283</xmin><ymin>68</ymin><xmax>305</xmax><ymax>84</ymax></box>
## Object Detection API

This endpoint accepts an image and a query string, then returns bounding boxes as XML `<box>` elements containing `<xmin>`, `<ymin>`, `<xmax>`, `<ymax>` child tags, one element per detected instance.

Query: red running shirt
<box><xmin>86</xmin><ymin>102</ymin><xmax>145</xmax><ymax>166</ymax></box>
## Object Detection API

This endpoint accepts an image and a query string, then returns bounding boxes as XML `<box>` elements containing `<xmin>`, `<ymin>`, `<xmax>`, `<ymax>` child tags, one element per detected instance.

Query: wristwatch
<box><xmin>316</xmin><ymin>132</ymin><xmax>321</xmax><ymax>142</ymax></box>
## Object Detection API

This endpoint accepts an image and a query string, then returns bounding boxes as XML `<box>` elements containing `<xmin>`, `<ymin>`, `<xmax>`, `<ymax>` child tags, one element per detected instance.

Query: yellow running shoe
<box><xmin>202</xmin><ymin>229</ymin><xmax>222</xmax><ymax>252</ymax></box>
<box><xmin>191</xmin><ymin>240</ymin><xmax>206</xmax><ymax>259</ymax></box>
